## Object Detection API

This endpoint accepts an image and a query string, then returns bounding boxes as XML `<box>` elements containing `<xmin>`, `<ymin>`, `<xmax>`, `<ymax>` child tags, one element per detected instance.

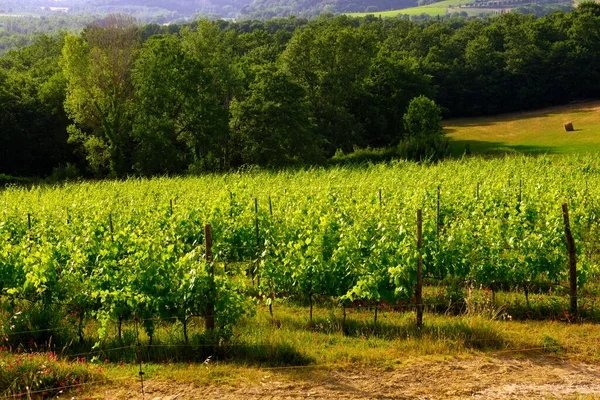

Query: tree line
<box><xmin>2</xmin><ymin>5</ymin><xmax>600</xmax><ymax>178</ymax></box>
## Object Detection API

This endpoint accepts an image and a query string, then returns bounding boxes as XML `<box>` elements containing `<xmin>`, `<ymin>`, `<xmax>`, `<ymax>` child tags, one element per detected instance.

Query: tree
<box><xmin>229</xmin><ymin>66</ymin><xmax>322</xmax><ymax>167</ymax></box>
<box><xmin>0</xmin><ymin>34</ymin><xmax>71</xmax><ymax>177</ymax></box>
<box><xmin>281</xmin><ymin>20</ymin><xmax>378</xmax><ymax>154</ymax></box>
<box><xmin>356</xmin><ymin>53</ymin><xmax>432</xmax><ymax>147</ymax></box>
<box><xmin>400</xmin><ymin>95</ymin><xmax>447</xmax><ymax>160</ymax></box>
<box><xmin>132</xmin><ymin>34</ymin><xmax>227</xmax><ymax>175</ymax></box>
<box><xmin>403</xmin><ymin>95</ymin><xmax>442</xmax><ymax>138</ymax></box>
<box><xmin>61</xmin><ymin>14</ymin><xmax>138</xmax><ymax>177</ymax></box>
<box><xmin>180</xmin><ymin>21</ymin><xmax>243</xmax><ymax>170</ymax></box>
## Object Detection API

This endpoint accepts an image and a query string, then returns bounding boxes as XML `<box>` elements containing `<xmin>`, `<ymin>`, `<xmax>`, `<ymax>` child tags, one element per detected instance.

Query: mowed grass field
<box><xmin>348</xmin><ymin>0</ymin><xmax>483</xmax><ymax>17</ymax></box>
<box><xmin>445</xmin><ymin>100</ymin><xmax>600</xmax><ymax>156</ymax></box>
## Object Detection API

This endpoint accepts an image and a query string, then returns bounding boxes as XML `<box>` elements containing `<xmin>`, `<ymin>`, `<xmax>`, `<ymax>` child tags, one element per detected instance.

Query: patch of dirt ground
<box><xmin>91</xmin><ymin>355</ymin><xmax>600</xmax><ymax>399</ymax></box>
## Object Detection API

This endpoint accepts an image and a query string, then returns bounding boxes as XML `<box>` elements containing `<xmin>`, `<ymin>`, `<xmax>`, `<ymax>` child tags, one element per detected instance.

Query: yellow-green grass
<box><xmin>347</xmin><ymin>0</ymin><xmax>477</xmax><ymax>17</ymax></box>
<box><xmin>445</xmin><ymin>100</ymin><xmax>600</xmax><ymax>156</ymax></box>
<box><xmin>99</xmin><ymin>303</ymin><xmax>600</xmax><ymax>385</ymax></box>
<box><xmin>4</xmin><ymin>301</ymin><xmax>599</xmax><ymax>396</ymax></box>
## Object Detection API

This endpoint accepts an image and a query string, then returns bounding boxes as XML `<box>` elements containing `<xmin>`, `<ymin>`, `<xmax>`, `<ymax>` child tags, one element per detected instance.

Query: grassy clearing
<box><xmin>445</xmin><ymin>100</ymin><xmax>600</xmax><ymax>156</ymax></box>
<box><xmin>347</xmin><ymin>0</ymin><xmax>481</xmax><ymax>18</ymax></box>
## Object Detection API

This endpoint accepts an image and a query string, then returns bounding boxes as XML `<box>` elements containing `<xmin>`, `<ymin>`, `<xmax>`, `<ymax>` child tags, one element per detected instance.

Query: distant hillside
<box><xmin>239</xmin><ymin>0</ymin><xmax>417</xmax><ymax>19</ymax></box>
<box><xmin>0</xmin><ymin>0</ymin><xmax>577</xmax><ymax>22</ymax></box>
<box><xmin>0</xmin><ymin>0</ymin><xmax>245</xmax><ymax>20</ymax></box>
<box><xmin>347</xmin><ymin>0</ymin><xmax>572</xmax><ymax>18</ymax></box>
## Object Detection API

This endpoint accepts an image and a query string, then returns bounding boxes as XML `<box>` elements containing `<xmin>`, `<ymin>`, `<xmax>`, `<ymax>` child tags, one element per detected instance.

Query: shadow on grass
<box><xmin>69</xmin><ymin>335</ymin><xmax>314</xmax><ymax>367</ymax></box>
<box><xmin>445</xmin><ymin>101</ymin><xmax>600</xmax><ymax>128</ymax></box>
<box><xmin>277</xmin><ymin>313</ymin><xmax>507</xmax><ymax>351</ymax></box>
<box><xmin>448</xmin><ymin>139</ymin><xmax>557</xmax><ymax>158</ymax></box>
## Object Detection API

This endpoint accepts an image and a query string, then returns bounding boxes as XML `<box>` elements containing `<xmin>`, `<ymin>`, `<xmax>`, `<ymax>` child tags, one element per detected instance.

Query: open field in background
<box><xmin>347</xmin><ymin>0</ymin><xmax>485</xmax><ymax>17</ymax></box>
<box><xmin>445</xmin><ymin>100</ymin><xmax>600</xmax><ymax>156</ymax></box>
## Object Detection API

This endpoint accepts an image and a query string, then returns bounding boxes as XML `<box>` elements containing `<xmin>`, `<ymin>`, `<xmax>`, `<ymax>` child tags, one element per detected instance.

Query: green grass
<box><xmin>445</xmin><ymin>100</ymin><xmax>600</xmax><ymax>156</ymax></box>
<box><xmin>347</xmin><ymin>0</ymin><xmax>482</xmax><ymax>17</ymax></box>
<box><xmin>3</xmin><ymin>298</ymin><xmax>600</xmax><ymax>396</ymax></box>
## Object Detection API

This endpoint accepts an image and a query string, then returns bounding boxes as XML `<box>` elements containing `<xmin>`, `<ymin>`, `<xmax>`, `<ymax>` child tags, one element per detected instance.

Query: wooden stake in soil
<box><xmin>519</xmin><ymin>179</ymin><xmax>522</xmax><ymax>203</ymax></box>
<box><xmin>134</xmin><ymin>314</ymin><xmax>145</xmax><ymax>398</ymax></box>
<box><xmin>254</xmin><ymin>198</ymin><xmax>260</xmax><ymax>288</ymax></box>
<box><xmin>268</xmin><ymin>196</ymin><xmax>273</xmax><ymax>216</ymax></box>
<box><xmin>562</xmin><ymin>204</ymin><xmax>578</xmax><ymax>316</ymax></box>
<box><xmin>436</xmin><ymin>185</ymin><xmax>440</xmax><ymax>238</ymax></box>
<box><xmin>374</xmin><ymin>305</ymin><xmax>378</xmax><ymax>328</ymax></box>
<box><xmin>109</xmin><ymin>213</ymin><xmax>114</xmax><ymax>241</ymax></box>
<box><xmin>416</xmin><ymin>209</ymin><xmax>424</xmax><ymax>330</ymax></box>
<box><xmin>205</xmin><ymin>224</ymin><xmax>215</xmax><ymax>331</ymax></box>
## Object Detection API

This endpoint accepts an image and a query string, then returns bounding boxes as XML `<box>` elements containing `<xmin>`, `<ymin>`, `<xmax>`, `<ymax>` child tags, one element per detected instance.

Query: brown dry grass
<box><xmin>86</xmin><ymin>354</ymin><xmax>600</xmax><ymax>399</ymax></box>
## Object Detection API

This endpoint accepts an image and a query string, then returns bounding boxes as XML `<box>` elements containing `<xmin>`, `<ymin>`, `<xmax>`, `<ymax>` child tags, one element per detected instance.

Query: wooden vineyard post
<box><xmin>109</xmin><ymin>213</ymin><xmax>114</xmax><ymax>241</ymax></box>
<box><xmin>254</xmin><ymin>198</ymin><xmax>260</xmax><ymax>288</ymax></box>
<box><xmin>416</xmin><ymin>209</ymin><xmax>424</xmax><ymax>330</ymax></box>
<box><xmin>519</xmin><ymin>179</ymin><xmax>522</xmax><ymax>204</ymax></box>
<box><xmin>27</xmin><ymin>213</ymin><xmax>32</xmax><ymax>250</ymax></box>
<box><xmin>561</xmin><ymin>204</ymin><xmax>578</xmax><ymax>316</ymax></box>
<box><xmin>205</xmin><ymin>224</ymin><xmax>215</xmax><ymax>331</ymax></box>
<box><xmin>269</xmin><ymin>196</ymin><xmax>273</xmax><ymax>217</ymax></box>
<box><xmin>436</xmin><ymin>185</ymin><xmax>440</xmax><ymax>238</ymax></box>
<box><xmin>378</xmin><ymin>188</ymin><xmax>382</xmax><ymax>208</ymax></box>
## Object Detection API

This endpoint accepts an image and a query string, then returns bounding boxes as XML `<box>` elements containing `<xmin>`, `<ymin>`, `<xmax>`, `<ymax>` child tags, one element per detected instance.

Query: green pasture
<box><xmin>347</xmin><ymin>0</ymin><xmax>481</xmax><ymax>18</ymax></box>
<box><xmin>445</xmin><ymin>100</ymin><xmax>600</xmax><ymax>156</ymax></box>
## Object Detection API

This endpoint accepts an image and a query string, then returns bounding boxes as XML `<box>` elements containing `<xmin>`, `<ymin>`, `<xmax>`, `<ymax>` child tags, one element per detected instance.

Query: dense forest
<box><xmin>2</xmin><ymin>4</ymin><xmax>600</xmax><ymax>179</ymax></box>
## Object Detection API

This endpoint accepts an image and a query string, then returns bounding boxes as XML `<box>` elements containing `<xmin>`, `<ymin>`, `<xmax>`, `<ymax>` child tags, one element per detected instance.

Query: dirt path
<box><xmin>91</xmin><ymin>355</ymin><xmax>600</xmax><ymax>399</ymax></box>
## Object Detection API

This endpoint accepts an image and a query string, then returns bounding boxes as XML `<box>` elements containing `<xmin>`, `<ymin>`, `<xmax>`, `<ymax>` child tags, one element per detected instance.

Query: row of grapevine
<box><xmin>1</xmin><ymin>155</ymin><xmax>599</xmax><ymax>344</ymax></box>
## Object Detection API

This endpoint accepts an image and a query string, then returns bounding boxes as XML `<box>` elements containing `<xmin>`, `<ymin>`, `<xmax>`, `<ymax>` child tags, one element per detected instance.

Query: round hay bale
<box><xmin>564</xmin><ymin>122</ymin><xmax>574</xmax><ymax>132</ymax></box>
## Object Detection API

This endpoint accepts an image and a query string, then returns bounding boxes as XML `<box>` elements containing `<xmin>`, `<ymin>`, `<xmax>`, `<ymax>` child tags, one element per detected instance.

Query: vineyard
<box><xmin>1</xmin><ymin>155</ymin><xmax>600</xmax><ymax>377</ymax></box>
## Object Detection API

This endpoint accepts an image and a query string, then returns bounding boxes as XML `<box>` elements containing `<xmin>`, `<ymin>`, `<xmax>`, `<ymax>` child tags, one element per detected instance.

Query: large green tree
<box><xmin>132</xmin><ymin>34</ymin><xmax>228</xmax><ymax>175</ymax></box>
<box><xmin>61</xmin><ymin>14</ymin><xmax>139</xmax><ymax>177</ymax></box>
<box><xmin>229</xmin><ymin>66</ymin><xmax>322</xmax><ymax>167</ymax></box>
<box><xmin>281</xmin><ymin>18</ymin><xmax>378</xmax><ymax>154</ymax></box>
<box><xmin>0</xmin><ymin>34</ymin><xmax>71</xmax><ymax>176</ymax></box>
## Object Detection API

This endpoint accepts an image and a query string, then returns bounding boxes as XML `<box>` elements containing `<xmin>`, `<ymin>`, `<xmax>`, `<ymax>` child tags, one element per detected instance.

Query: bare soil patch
<box><xmin>89</xmin><ymin>354</ymin><xmax>600</xmax><ymax>399</ymax></box>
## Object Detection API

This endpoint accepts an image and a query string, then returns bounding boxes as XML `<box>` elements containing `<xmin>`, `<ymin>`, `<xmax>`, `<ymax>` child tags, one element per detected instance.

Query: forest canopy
<box><xmin>2</xmin><ymin>4</ymin><xmax>600</xmax><ymax>178</ymax></box>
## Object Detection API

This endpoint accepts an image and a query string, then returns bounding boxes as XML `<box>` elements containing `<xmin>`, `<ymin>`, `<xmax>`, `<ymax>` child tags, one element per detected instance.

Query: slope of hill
<box><xmin>348</xmin><ymin>0</ymin><xmax>572</xmax><ymax>17</ymax></box>
<box><xmin>239</xmin><ymin>0</ymin><xmax>417</xmax><ymax>19</ymax></box>
<box><xmin>445</xmin><ymin>101</ymin><xmax>600</xmax><ymax>156</ymax></box>
<box><xmin>0</xmin><ymin>0</ymin><xmax>244</xmax><ymax>20</ymax></box>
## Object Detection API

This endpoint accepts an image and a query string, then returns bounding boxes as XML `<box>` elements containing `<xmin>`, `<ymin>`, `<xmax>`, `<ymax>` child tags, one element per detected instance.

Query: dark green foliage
<box><xmin>403</xmin><ymin>95</ymin><xmax>442</xmax><ymax>138</ymax></box>
<box><xmin>2</xmin><ymin>9</ymin><xmax>600</xmax><ymax>177</ymax></box>
<box><xmin>230</xmin><ymin>67</ymin><xmax>323</xmax><ymax>167</ymax></box>
<box><xmin>0</xmin><ymin>34</ymin><xmax>74</xmax><ymax>177</ymax></box>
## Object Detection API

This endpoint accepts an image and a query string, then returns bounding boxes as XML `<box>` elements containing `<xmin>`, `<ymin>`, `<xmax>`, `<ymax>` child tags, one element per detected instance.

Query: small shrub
<box><xmin>0</xmin><ymin>350</ymin><xmax>100</xmax><ymax>397</ymax></box>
